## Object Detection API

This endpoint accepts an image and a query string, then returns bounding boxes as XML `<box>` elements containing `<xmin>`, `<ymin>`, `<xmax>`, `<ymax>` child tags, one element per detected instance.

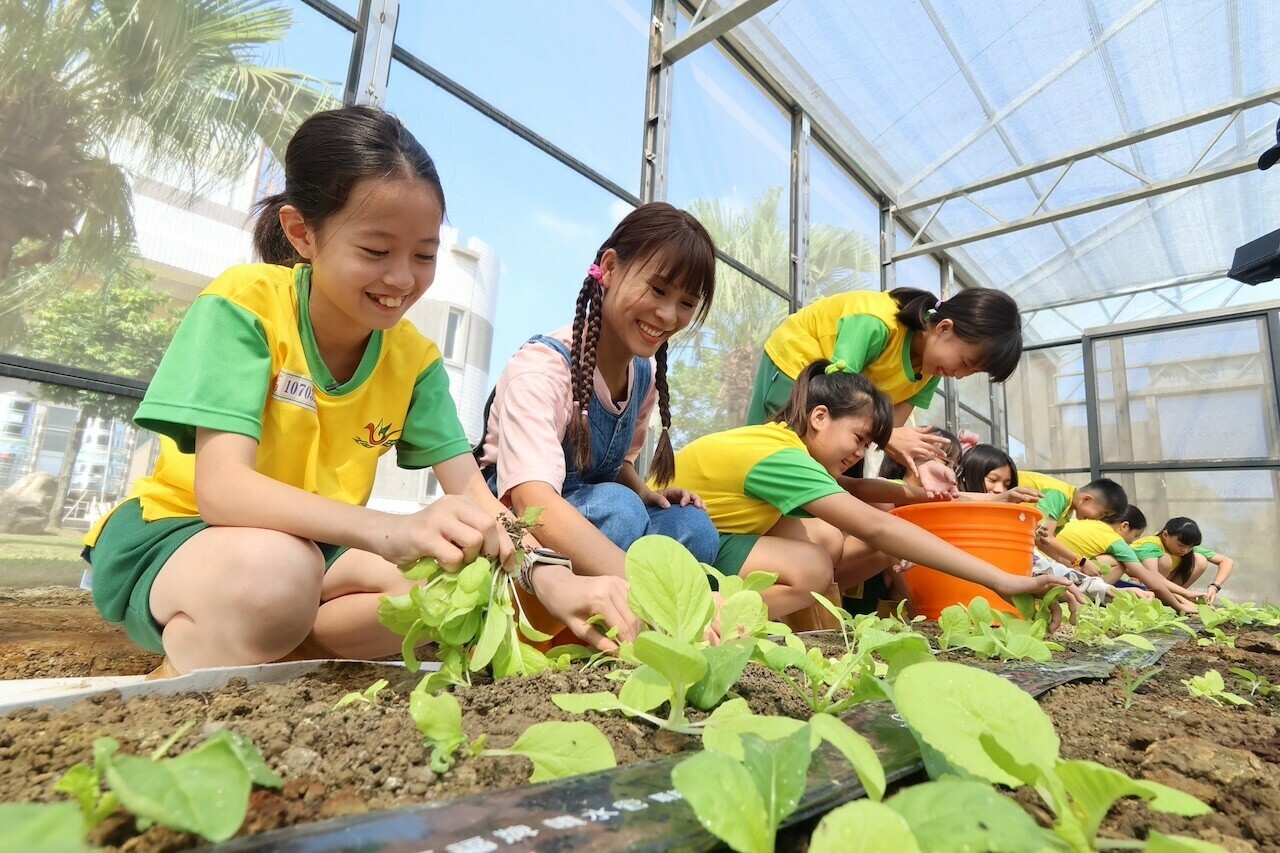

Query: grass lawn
<box><xmin>0</xmin><ymin>529</ymin><xmax>87</xmax><ymax>589</ymax></box>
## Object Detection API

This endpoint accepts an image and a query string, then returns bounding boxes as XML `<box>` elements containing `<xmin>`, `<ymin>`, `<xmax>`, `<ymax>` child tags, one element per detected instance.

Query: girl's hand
<box><xmin>642</xmin><ymin>487</ymin><xmax>706</xmax><ymax>511</ymax></box>
<box><xmin>995</xmin><ymin>572</ymin><xmax>1084</xmax><ymax>631</ymax></box>
<box><xmin>917</xmin><ymin>460</ymin><xmax>959</xmax><ymax>500</ymax></box>
<box><xmin>1126</xmin><ymin>587</ymin><xmax>1156</xmax><ymax>601</ymax></box>
<box><xmin>1001</xmin><ymin>486</ymin><xmax>1042</xmax><ymax>504</ymax></box>
<box><xmin>889</xmin><ymin>558</ymin><xmax>915</xmax><ymax>574</ymax></box>
<box><xmin>533</xmin><ymin>570</ymin><xmax>640</xmax><ymax>652</ymax></box>
<box><xmin>886</xmin><ymin>426</ymin><xmax>951</xmax><ymax>479</ymax></box>
<box><xmin>382</xmin><ymin>495</ymin><xmax>509</xmax><ymax>571</ymax></box>
<box><xmin>1204</xmin><ymin>586</ymin><xmax>1219</xmax><ymax>606</ymax></box>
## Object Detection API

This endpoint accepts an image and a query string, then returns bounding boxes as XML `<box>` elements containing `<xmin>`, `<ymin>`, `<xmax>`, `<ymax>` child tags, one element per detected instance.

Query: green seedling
<box><xmin>671</xmin><ymin>701</ymin><xmax>885</xmax><ymax>853</ymax></box>
<box><xmin>51</xmin><ymin>728</ymin><xmax>282</xmax><ymax>843</ymax></box>
<box><xmin>1116</xmin><ymin>665</ymin><xmax>1163</xmax><ymax>710</ymax></box>
<box><xmin>483</xmin><ymin>721</ymin><xmax>616</xmax><ymax>783</ymax></box>
<box><xmin>553</xmin><ymin>536</ymin><xmax>774</xmax><ymax>733</ymax></box>
<box><xmin>937</xmin><ymin>597</ymin><xmax>1061</xmax><ymax>662</ymax></box>
<box><xmin>1199</xmin><ymin>598</ymin><xmax>1280</xmax><ymax>629</ymax></box>
<box><xmin>381</xmin><ymin>507</ymin><xmax>557</xmax><ymax>693</ymax></box>
<box><xmin>0</xmin><ymin>802</ymin><xmax>89</xmax><ymax>852</ymax></box>
<box><xmin>1182</xmin><ymin>669</ymin><xmax>1253</xmax><ymax>708</ymax></box>
<box><xmin>1196</xmin><ymin>627</ymin><xmax>1235</xmax><ymax>648</ymax></box>
<box><xmin>893</xmin><ymin>661</ymin><xmax>1210</xmax><ymax>853</ymax></box>
<box><xmin>332</xmin><ymin>678</ymin><xmax>389</xmax><ymax>710</ymax></box>
<box><xmin>1229</xmin><ymin>667</ymin><xmax>1276</xmax><ymax>698</ymax></box>
<box><xmin>1073</xmin><ymin>595</ymin><xmax>1196</xmax><ymax>646</ymax></box>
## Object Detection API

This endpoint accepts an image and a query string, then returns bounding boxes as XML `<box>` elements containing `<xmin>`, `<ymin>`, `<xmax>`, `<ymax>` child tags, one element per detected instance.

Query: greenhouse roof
<box><xmin>720</xmin><ymin>0</ymin><xmax>1280</xmax><ymax>333</ymax></box>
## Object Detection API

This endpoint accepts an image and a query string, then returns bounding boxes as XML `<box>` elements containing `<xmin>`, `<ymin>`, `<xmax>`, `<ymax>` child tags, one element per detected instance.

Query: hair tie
<box><xmin>824</xmin><ymin>359</ymin><xmax>849</xmax><ymax>375</ymax></box>
<box><xmin>935</xmin><ymin>297</ymin><xmax>943</xmax><ymax>309</ymax></box>
<box><xmin>587</xmin><ymin>263</ymin><xmax>603</xmax><ymax>282</ymax></box>
<box><xmin>580</xmin><ymin>408</ymin><xmax>589</xmax><ymax>420</ymax></box>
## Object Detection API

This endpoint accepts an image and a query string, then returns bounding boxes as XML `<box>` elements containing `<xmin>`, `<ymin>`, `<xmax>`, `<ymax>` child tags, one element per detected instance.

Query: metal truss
<box><xmin>891</xmin><ymin>87</ymin><xmax>1280</xmax><ymax>260</ymax></box>
<box><xmin>663</xmin><ymin>0</ymin><xmax>782</xmax><ymax>64</ymax></box>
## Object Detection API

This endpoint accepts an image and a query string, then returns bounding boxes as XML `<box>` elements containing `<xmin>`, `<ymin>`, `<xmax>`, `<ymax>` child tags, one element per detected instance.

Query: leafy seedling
<box><xmin>1229</xmin><ymin>667</ymin><xmax>1276</xmax><ymax>698</ymax></box>
<box><xmin>1116</xmin><ymin>665</ymin><xmax>1162</xmax><ymax>710</ymax></box>
<box><xmin>1182</xmin><ymin>669</ymin><xmax>1253</xmax><ymax>708</ymax></box>
<box><xmin>893</xmin><ymin>661</ymin><xmax>1210</xmax><ymax>853</ymax></box>
<box><xmin>408</xmin><ymin>689</ymin><xmax>485</xmax><ymax>773</ymax></box>
<box><xmin>937</xmin><ymin>597</ymin><xmax>1060</xmax><ymax>662</ymax></box>
<box><xmin>482</xmin><ymin>721</ymin><xmax>616</xmax><ymax>783</ymax></box>
<box><xmin>332</xmin><ymin>678</ymin><xmax>389</xmax><ymax>710</ymax></box>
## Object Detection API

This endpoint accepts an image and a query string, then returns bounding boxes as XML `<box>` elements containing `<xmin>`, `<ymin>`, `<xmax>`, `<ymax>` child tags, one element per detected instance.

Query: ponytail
<box><xmin>770</xmin><ymin>360</ymin><xmax>893</xmax><ymax>448</ymax></box>
<box><xmin>251</xmin><ymin>193</ymin><xmax>305</xmax><ymax>266</ymax></box>
<box><xmin>650</xmin><ymin>342</ymin><xmax>675</xmax><ymax>487</ymax></box>
<box><xmin>567</xmin><ymin>262</ymin><xmax>604</xmax><ymax>474</ymax></box>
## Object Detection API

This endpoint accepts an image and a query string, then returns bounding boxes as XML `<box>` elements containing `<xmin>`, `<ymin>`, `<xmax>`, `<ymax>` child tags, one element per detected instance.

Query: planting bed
<box><xmin>1</xmin><ymin>587</ymin><xmax>1278</xmax><ymax>851</ymax></box>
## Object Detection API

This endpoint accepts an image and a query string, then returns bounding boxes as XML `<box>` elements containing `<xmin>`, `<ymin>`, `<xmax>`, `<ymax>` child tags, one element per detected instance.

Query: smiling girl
<box><xmin>667</xmin><ymin>361</ymin><xmax>1082</xmax><ymax>620</ymax></box>
<box><xmin>748</xmin><ymin>287</ymin><xmax>1023</xmax><ymax>489</ymax></box>
<box><xmin>83</xmin><ymin>106</ymin><xmax>635</xmax><ymax>676</ymax></box>
<box><xmin>476</xmin><ymin>203</ymin><xmax>720</xmax><ymax>580</ymax></box>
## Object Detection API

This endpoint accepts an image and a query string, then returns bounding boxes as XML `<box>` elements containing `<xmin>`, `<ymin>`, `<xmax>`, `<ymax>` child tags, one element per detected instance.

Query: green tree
<box><xmin>22</xmin><ymin>272</ymin><xmax>181</xmax><ymax>527</ymax></box>
<box><xmin>667</xmin><ymin>188</ymin><xmax>878</xmax><ymax>444</ymax></box>
<box><xmin>0</xmin><ymin>0</ymin><xmax>337</xmax><ymax>327</ymax></box>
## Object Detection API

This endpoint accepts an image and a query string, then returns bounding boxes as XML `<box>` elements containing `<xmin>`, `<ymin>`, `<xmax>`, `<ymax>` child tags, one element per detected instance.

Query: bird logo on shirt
<box><xmin>354</xmin><ymin>419</ymin><xmax>402</xmax><ymax>449</ymax></box>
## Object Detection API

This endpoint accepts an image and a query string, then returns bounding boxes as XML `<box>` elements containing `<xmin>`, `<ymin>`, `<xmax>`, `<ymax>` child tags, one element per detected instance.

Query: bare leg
<box><xmin>735</xmin><ymin>521</ymin><xmax>835</xmax><ymax>619</ymax></box>
<box><xmin>149</xmin><ymin>528</ymin><xmax>325</xmax><ymax>674</ymax></box>
<box><xmin>311</xmin><ymin>548</ymin><xmax>423</xmax><ymax>659</ymax></box>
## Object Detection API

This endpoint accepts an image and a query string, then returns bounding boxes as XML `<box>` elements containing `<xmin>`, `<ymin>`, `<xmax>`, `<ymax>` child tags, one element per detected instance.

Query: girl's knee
<box><xmin>648</xmin><ymin>504</ymin><xmax>719</xmax><ymax>564</ymax></box>
<box><xmin>571</xmin><ymin>483</ymin><xmax>649</xmax><ymax>547</ymax></box>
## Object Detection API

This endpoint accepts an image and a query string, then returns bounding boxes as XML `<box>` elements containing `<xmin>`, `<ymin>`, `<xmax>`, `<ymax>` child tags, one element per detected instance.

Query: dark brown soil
<box><xmin>2</xmin><ymin>588</ymin><xmax>1278</xmax><ymax>851</ymax></box>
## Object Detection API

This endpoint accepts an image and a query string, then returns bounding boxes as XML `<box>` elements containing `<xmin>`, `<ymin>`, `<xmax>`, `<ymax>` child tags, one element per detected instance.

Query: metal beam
<box><xmin>352</xmin><ymin>0</ymin><xmax>398</xmax><ymax>106</ymax></box>
<box><xmin>663</xmin><ymin>0</ymin><xmax>781</xmax><ymax>64</ymax></box>
<box><xmin>790</xmin><ymin>109</ymin><xmax>810</xmax><ymax>309</ymax></box>
<box><xmin>897</xmin><ymin>87</ymin><xmax>1280</xmax><ymax>215</ymax></box>
<box><xmin>641</xmin><ymin>0</ymin><xmax>678</xmax><ymax>203</ymax></box>
<box><xmin>893</xmin><ymin>158</ymin><xmax>1257</xmax><ymax>260</ymax></box>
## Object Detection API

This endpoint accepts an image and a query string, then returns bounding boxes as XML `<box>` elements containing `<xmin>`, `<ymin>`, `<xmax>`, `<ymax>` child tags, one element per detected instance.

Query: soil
<box><xmin>1</xmin><ymin>588</ymin><xmax>1278</xmax><ymax>851</ymax></box>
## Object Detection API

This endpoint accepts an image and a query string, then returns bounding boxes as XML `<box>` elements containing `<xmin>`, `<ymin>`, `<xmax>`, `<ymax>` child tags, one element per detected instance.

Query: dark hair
<box><xmin>876</xmin><ymin>426</ymin><xmax>960</xmax><ymax>480</ymax></box>
<box><xmin>1163</xmin><ymin>517</ymin><xmax>1203</xmax><ymax>584</ymax></box>
<box><xmin>568</xmin><ymin>202</ymin><xmax>717</xmax><ymax>487</ymax></box>
<box><xmin>770</xmin><ymin>360</ymin><xmax>894</xmax><ymax>449</ymax></box>
<box><xmin>1116</xmin><ymin>505</ymin><xmax>1147</xmax><ymax>532</ymax></box>
<box><xmin>1079</xmin><ymin>478</ymin><xmax>1128</xmax><ymax>521</ymax></box>
<box><xmin>956</xmin><ymin>444</ymin><xmax>1020</xmax><ymax>493</ymax></box>
<box><xmin>251</xmin><ymin>105</ymin><xmax>445</xmax><ymax>265</ymax></box>
<box><xmin>891</xmin><ymin>286</ymin><xmax>1023</xmax><ymax>382</ymax></box>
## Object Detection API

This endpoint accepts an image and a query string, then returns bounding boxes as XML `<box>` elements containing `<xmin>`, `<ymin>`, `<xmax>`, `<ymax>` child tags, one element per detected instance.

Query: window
<box><xmin>443</xmin><ymin>308</ymin><xmax>466</xmax><ymax>362</ymax></box>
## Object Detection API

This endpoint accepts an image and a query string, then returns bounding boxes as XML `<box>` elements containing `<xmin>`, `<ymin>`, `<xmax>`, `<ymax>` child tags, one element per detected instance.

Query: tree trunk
<box><xmin>48</xmin><ymin>411</ymin><xmax>89</xmax><ymax>529</ymax></box>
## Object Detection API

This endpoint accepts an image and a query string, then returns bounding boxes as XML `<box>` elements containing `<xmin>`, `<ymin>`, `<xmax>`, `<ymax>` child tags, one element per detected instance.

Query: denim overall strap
<box><xmin>530</xmin><ymin>335</ymin><xmax>652</xmax><ymax>487</ymax></box>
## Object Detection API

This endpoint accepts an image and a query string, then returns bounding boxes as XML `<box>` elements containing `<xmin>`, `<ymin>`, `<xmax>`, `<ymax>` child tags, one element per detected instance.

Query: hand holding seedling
<box><xmin>379</xmin><ymin>494</ymin><xmax>511</xmax><ymax>571</ymax></box>
<box><xmin>535</xmin><ymin>571</ymin><xmax>639</xmax><ymax>651</ymax></box>
<box><xmin>996</xmin><ymin>572</ymin><xmax>1082</xmax><ymax>631</ymax></box>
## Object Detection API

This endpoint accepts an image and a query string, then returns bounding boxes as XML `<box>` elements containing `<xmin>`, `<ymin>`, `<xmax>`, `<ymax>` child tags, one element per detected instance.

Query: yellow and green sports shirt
<box><xmin>1017</xmin><ymin>470</ymin><xmax>1075</xmax><ymax>526</ymax></box>
<box><xmin>1131</xmin><ymin>535</ymin><xmax>1217</xmax><ymax>567</ymax></box>
<box><xmin>1056</xmin><ymin>519</ymin><xmax>1138</xmax><ymax>564</ymax></box>
<box><xmin>664</xmin><ymin>422</ymin><xmax>845</xmax><ymax>535</ymax></box>
<box><xmin>85</xmin><ymin>263</ymin><xmax>469</xmax><ymax>545</ymax></box>
<box><xmin>762</xmin><ymin>291</ymin><xmax>940</xmax><ymax>408</ymax></box>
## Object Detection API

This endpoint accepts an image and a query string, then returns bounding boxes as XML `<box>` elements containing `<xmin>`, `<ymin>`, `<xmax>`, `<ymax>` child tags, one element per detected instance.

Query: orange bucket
<box><xmin>890</xmin><ymin>502</ymin><xmax>1041</xmax><ymax>620</ymax></box>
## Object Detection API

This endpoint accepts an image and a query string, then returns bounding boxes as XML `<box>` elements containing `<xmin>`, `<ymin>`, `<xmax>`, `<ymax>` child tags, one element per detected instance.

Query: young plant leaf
<box><xmin>1147</xmin><ymin>831</ymin><xmax>1232</xmax><ymax>852</ymax></box>
<box><xmin>483</xmin><ymin>721</ymin><xmax>616</xmax><ymax>783</ymax></box>
<box><xmin>632</xmin><ymin>632</ymin><xmax>707</xmax><ymax>696</ymax></box>
<box><xmin>740</xmin><ymin>729</ymin><xmax>813</xmax><ymax>834</ymax></box>
<box><xmin>811</xmin><ymin>799</ymin><xmax>920</xmax><ymax>853</ymax></box>
<box><xmin>672</xmin><ymin>750</ymin><xmax>772</xmax><ymax>853</ymax></box>
<box><xmin>719</xmin><ymin>590</ymin><xmax>769</xmax><ymax>641</ymax></box>
<box><xmin>1113</xmin><ymin>633</ymin><xmax>1157</xmax><ymax>651</ymax></box>
<box><xmin>0</xmin><ymin>802</ymin><xmax>89</xmax><ymax>852</ymax></box>
<box><xmin>701</xmin><ymin>699</ymin><xmax>806</xmax><ymax>761</ymax></box>
<box><xmin>808</xmin><ymin>713</ymin><xmax>886</xmax><ymax>801</ymax></box>
<box><xmin>618</xmin><ymin>665</ymin><xmax>673</xmax><ymax>713</ymax></box>
<box><xmin>625</xmin><ymin>535</ymin><xmax>716</xmax><ymax>643</ymax></box>
<box><xmin>552</xmin><ymin>692</ymin><xmax>630</xmax><ymax>715</ymax></box>
<box><xmin>1053</xmin><ymin>759</ymin><xmax>1210</xmax><ymax>842</ymax></box>
<box><xmin>887</xmin><ymin>779</ymin><xmax>1052</xmax><ymax>852</ymax></box>
<box><xmin>687</xmin><ymin>640</ymin><xmax>755</xmax><ymax>712</ymax></box>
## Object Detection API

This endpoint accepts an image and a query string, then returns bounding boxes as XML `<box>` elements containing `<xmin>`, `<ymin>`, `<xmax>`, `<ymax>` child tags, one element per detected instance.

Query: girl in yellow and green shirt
<box><xmin>1133</xmin><ymin>517</ymin><xmax>1236</xmax><ymax>605</ymax></box>
<box><xmin>668</xmin><ymin>360</ymin><xmax>1082</xmax><ymax>621</ymax></box>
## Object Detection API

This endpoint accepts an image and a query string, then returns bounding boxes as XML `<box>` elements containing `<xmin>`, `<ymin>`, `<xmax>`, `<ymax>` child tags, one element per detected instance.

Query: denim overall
<box><xmin>488</xmin><ymin>335</ymin><xmax>718</xmax><ymax>564</ymax></box>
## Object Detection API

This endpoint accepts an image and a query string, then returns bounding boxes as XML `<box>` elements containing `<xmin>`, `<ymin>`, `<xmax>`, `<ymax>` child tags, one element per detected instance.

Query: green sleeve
<box><xmin>134</xmin><ymin>296</ymin><xmax>272</xmax><ymax>452</ymax></box>
<box><xmin>1037</xmin><ymin>489</ymin><xmax>1070</xmax><ymax>524</ymax></box>
<box><xmin>1106</xmin><ymin>541</ymin><xmax>1139</xmax><ymax>563</ymax></box>
<box><xmin>743</xmin><ymin>448</ymin><xmax>844</xmax><ymax>517</ymax></box>
<box><xmin>907</xmin><ymin>375</ymin><xmax>942</xmax><ymax>409</ymax></box>
<box><xmin>832</xmin><ymin>315</ymin><xmax>891</xmax><ymax>372</ymax></box>
<box><xmin>396</xmin><ymin>360</ymin><xmax>473</xmax><ymax>469</ymax></box>
<box><xmin>1193</xmin><ymin>546</ymin><xmax>1218</xmax><ymax>559</ymax></box>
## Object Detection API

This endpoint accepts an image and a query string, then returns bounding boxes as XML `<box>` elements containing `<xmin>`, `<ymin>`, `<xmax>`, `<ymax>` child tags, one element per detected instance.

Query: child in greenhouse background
<box><xmin>665</xmin><ymin>360</ymin><xmax>1083</xmax><ymax>622</ymax></box>
<box><xmin>1133</xmin><ymin>517</ymin><xmax>1236</xmax><ymax>606</ymax></box>
<box><xmin>1051</xmin><ymin>506</ymin><xmax>1194</xmax><ymax>611</ymax></box>
<box><xmin>82</xmin><ymin>106</ymin><xmax>638</xmax><ymax>678</ymax></box>
<box><xmin>475</xmin><ymin>202</ymin><xmax>720</xmax><ymax>586</ymax></box>
<box><xmin>1030</xmin><ymin>506</ymin><xmax>1156</xmax><ymax>605</ymax></box>
<box><xmin>746</xmin><ymin>286</ymin><xmax>1024</xmax><ymax>493</ymax></box>
<box><xmin>955</xmin><ymin>443</ymin><xmax>1042</xmax><ymax>503</ymax></box>
<box><xmin>1016</xmin><ymin>471</ymin><xmax>1129</xmax><ymax>565</ymax></box>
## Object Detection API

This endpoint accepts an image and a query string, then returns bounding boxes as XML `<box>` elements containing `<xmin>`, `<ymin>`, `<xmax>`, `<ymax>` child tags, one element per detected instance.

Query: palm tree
<box><xmin>667</xmin><ymin>188</ymin><xmax>878</xmax><ymax>443</ymax></box>
<box><xmin>0</xmin><ymin>0</ymin><xmax>338</xmax><ymax>318</ymax></box>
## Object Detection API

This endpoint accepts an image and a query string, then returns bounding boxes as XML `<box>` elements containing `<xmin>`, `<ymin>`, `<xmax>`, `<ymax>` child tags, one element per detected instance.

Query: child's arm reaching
<box><xmin>1116</xmin><ymin>559</ymin><xmax>1197</xmax><ymax>614</ymax></box>
<box><xmin>1203</xmin><ymin>553</ymin><xmax>1235</xmax><ymax>605</ymax></box>
<box><xmin>194</xmin><ymin>429</ymin><xmax>510</xmax><ymax>570</ymax></box>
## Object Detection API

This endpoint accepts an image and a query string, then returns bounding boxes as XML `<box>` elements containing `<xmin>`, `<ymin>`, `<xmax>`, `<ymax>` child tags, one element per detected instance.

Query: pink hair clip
<box><xmin>587</xmin><ymin>263</ymin><xmax>603</xmax><ymax>282</ymax></box>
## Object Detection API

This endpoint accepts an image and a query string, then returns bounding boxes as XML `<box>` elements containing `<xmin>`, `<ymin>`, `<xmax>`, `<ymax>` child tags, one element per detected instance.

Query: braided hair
<box><xmin>567</xmin><ymin>203</ymin><xmax>716</xmax><ymax>486</ymax></box>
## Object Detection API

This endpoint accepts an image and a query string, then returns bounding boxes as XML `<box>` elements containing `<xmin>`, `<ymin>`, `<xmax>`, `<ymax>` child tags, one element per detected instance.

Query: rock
<box><xmin>1126</xmin><ymin>726</ymin><xmax>1162</xmax><ymax>750</ymax></box>
<box><xmin>1236</xmin><ymin>632</ymin><xmax>1280</xmax><ymax>655</ymax></box>
<box><xmin>405</xmin><ymin>765</ymin><xmax>437</xmax><ymax>786</ymax></box>
<box><xmin>6</xmin><ymin>472</ymin><xmax>55</xmax><ymax>510</ymax></box>
<box><xmin>0</xmin><ymin>491</ymin><xmax>50</xmax><ymax>534</ymax></box>
<box><xmin>1138</xmin><ymin>767</ymin><xmax>1218</xmax><ymax>804</ymax></box>
<box><xmin>280</xmin><ymin>746</ymin><xmax>321</xmax><ymax>774</ymax></box>
<box><xmin>1242</xmin><ymin>810</ymin><xmax>1280</xmax><ymax>843</ymax></box>
<box><xmin>316</xmin><ymin>787</ymin><xmax>368</xmax><ymax>820</ymax></box>
<box><xmin>1141</xmin><ymin>737</ymin><xmax>1265</xmax><ymax>787</ymax></box>
<box><xmin>1199</xmin><ymin>827</ymin><xmax>1260</xmax><ymax>853</ymax></box>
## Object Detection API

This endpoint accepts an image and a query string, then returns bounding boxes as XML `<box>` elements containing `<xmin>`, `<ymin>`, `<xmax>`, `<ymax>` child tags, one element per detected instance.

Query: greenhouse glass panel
<box><xmin>958</xmin><ymin>405</ymin><xmax>993</xmax><ymax>444</ymax></box>
<box><xmin>667</xmin><ymin>44</ymin><xmax>790</xmax><ymax>287</ymax></box>
<box><xmin>0</xmin><ymin>0</ymin><xmax>347</xmax><ymax>378</ymax></box>
<box><xmin>1114</xmin><ymin>469</ymin><xmax>1280</xmax><ymax>605</ymax></box>
<box><xmin>958</xmin><ymin>372</ymin><xmax>991</xmax><ymax>427</ymax></box>
<box><xmin>394</xmin><ymin>0</ymin><xmax>649</xmax><ymax>193</ymax></box>
<box><xmin>892</xmin><ymin>231</ymin><xmax>940</xmax><ymax>296</ymax></box>
<box><xmin>1094</xmin><ymin>318</ymin><xmax>1280</xmax><ymax>464</ymax></box>
<box><xmin>805</xmin><ymin>144</ymin><xmax>880</xmax><ymax>304</ymax></box>
<box><xmin>667</xmin><ymin>263</ymin><xmax>788</xmax><ymax>445</ymax></box>
<box><xmin>1006</xmin><ymin>345</ymin><xmax>1089</xmax><ymax>472</ymax></box>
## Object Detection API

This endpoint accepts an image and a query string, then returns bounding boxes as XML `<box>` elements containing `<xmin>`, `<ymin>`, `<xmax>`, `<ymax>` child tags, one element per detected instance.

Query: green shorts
<box><xmin>713</xmin><ymin>532</ymin><xmax>762</xmax><ymax>578</ymax></box>
<box><xmin>747</xmin><ymin>351</ymin><xmax>796</xmax><ymax>426</ymax></box>
<box><xmin>84</xmin><ymin>499</ymin><xmax>347</xmax><ymax>654</ymax></box>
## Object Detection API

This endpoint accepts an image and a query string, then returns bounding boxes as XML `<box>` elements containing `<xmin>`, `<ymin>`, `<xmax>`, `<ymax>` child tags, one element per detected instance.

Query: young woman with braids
<box><xmin>748</xmin><ymin>287</ymin><xmax>1024</xmax><ymax>495</ymax></box>
<box><xmin>476</xmin><ymin>203</ymin><xmax>719</xmax><ymax>583</ymax></box>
